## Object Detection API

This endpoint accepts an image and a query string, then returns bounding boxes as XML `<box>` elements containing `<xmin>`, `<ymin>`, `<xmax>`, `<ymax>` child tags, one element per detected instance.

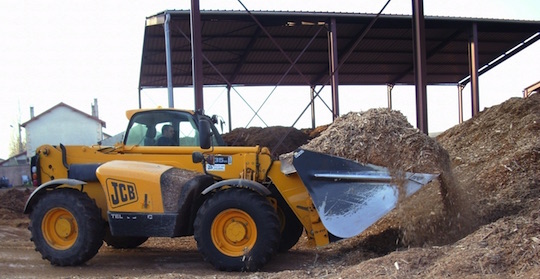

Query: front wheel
<box><xmin>28</xmin><ymin>189</ymin><xmax>105</xmax><ymax>266</ymax></box>
<box><xmin>194</xmin><ymin>188</ymin><xmax>280</xmax><ymax>271</ymax></box>
<box><xmin>269</xmin><ymin>186</ymin><xmax>304</xmax><ymax>252</ymax></box>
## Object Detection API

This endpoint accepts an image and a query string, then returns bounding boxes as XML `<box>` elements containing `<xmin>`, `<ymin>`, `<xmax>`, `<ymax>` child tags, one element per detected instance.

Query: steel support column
<box><xmin>458</xmin><ymin>83</ymin><xmax>464</xmax><ymax>123</ymax></box>
<box><xmin>328</xmin><ymin>17</ymin><xmax>340</xmax><ymax>120</ymax></box>
<box><xmin>191</xmin><ymin>0</ymin><xmax>204</xmax><ymax>112</ymax></box>
<box><xmin>138</xmin><ymin>88</ymin><xmax>142</xmax><ymax>109</ymax></box>
<box><xmin>412</xmin><ymin>0</ymin><xmax>428</xmax><ymax>134</ymax></box>
<box><xmin>310</xmin><ymin>86</ymin><xmax>316</xmax><ymax>129</ymax></box>
<box><xmin>227</xmin><ymin>85</ymin><xmax>232</xmax><ymax>133</ymax></box>
<box><xmin>386</xmin><ymin>83</ymin><xmax>394</xmax><ymax>109</ymax></box>
<box><xmin>468</xmin><ymin>23</ymin><xmax>480</xmax><ymax>116</ymax></box>
<box><xmin>164</xmin><ymin>13</ymin><xmax>174</xmax><ymax>108</ymax></box>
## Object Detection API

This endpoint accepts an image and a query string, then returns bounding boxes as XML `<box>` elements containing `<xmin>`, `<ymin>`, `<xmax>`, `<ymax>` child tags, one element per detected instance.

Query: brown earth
<box><xmin>1</xmin><ymin>93</ymin><xmax>538</xmax><ymax>278</ymax></box>
<box><xmin>222</xmin><ymin>126</ymin><xmax>310</xmax><ymax>158</ymax></box>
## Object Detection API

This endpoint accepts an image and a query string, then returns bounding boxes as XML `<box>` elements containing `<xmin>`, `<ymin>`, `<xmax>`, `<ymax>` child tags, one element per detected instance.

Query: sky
<box><xmin>1</xmin><ymin>0</ymin><xmax>539</xmax><ymax>159</ymax></box>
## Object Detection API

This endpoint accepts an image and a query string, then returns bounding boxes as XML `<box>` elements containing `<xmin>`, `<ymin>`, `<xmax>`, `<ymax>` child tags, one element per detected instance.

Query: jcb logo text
<box><xmin>106</xmin><ymin>179</ymin><xmax>138</xmax><ymax>208</ymax></box>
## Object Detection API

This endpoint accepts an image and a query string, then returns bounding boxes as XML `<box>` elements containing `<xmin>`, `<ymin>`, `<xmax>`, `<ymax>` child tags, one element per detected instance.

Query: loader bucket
<box><xmin>292</xmin><ymin>149</ymin><xmax>438</xmax><ymax>239</ymax></box>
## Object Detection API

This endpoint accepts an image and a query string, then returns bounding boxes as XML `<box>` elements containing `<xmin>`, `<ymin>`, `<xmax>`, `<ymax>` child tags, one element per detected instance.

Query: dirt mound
<box><xmin>0</xmin><ymin>188</ymin><xmax>31</xmax><ymax>227</ymax></box>
<box><xmin>301</xmin><ymin>124</ymin><xmax>329</xmax><ymax>138</ymax></box>
<box><xmin>426</xmin><ymin>206</ymin><xmax>540</xmax><ymax>277</ymax></box>
<box><xmin>222</xmin><ymin>126</ymin><xmax>310</xmax><ymax>157</ymax></box>
<box><xmin>302</xmin><ymin>109</ymin><xmax>444</xmax><ymax>172</ymax></box>
<box><xmin>275</xmin><ymin>95</ymin><xmax>538</xmax><ymax>278</ymax></box>
<box><xmin>296</xmin><ymin>108</ymin><xmax>471</xmax><ymax>248</ymax></box>
<box><xmin>0</xmin><ymin>188</ymin><xmax>31</xmax><ymax>214</ymax></box>
<box><xmin>334</xmin><ymin>95</ymin><xmax>540</xmax><ymax>277</ymax></box>
<box><xmin>437</xmin><ymin>93</ymin><xmax>540</xmax><ymax>223</ymax></box>
<box><xmin>333</xmin><ymin>203</ymin><xmax>540</xmax><ymax>278</ymax></box>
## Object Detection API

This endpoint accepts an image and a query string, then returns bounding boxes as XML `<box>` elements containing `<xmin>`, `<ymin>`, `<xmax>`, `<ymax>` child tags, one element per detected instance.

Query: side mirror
<box><xmin>192</xmin><ymin>151</ymin><xmax>204</xmax><ymax>163</ymax></box>
<box><xmin>199</xmin><ymin>118</ymin><xmax>213</xmax><ymax>149</ymax></box>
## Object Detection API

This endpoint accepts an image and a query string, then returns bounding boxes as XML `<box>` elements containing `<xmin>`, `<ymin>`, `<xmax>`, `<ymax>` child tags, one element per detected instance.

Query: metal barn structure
<box><xmin>138</xmin><ymin>8</ymin><xmax>540</xmax><ymax>133</ymax></box>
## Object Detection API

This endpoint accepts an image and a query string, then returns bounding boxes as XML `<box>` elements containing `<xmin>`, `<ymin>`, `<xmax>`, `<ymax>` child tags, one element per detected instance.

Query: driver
<box><xmin>157</xmin><ymin>125</ymin><xmax>176</xmax><ymax>146</ymax></box>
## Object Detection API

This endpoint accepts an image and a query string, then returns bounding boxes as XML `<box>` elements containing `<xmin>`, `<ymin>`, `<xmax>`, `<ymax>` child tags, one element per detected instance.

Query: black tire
<box><xmin>272</xmin><ymin>191</ymin><xmax>304</xmax><ymax>253</ymax></box>
<box><xmin>104</xmin><ymin>228</ymin><xmax>148</xmax><ymax>249</ymax></box>
<box><xmin>28</xmin><ymin>189</ymin><xmax>105</xmax><ymax>266</ymax></box>
<box><xmin>194</xmin><ymin>188</ymin><xmax>280</xmax><ymax>271</ymax></box>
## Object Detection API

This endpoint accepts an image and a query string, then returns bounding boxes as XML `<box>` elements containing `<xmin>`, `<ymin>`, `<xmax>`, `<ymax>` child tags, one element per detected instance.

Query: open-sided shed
<box><xmin>138</xmin><ymin>9</ymin><xmax>540</xmax><ymax>131</ymax></box>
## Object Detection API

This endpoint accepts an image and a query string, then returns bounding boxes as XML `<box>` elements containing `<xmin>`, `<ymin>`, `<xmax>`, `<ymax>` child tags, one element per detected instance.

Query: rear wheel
<box><xmin>29</xmin><ymin>189</ymin><xmax>105</xmax><ymax>266</ymax></box>
<box><xmin>194</xmin><ymin>188</ymin><xmax>280</xmax><ymax>271</ymax></box>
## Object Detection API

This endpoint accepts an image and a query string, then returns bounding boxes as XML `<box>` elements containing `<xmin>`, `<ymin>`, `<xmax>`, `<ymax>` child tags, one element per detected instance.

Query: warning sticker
<box><xmin>206</xmin><ymin>164</ymin><xmax>226</xmax><ymax>172</ymax></box>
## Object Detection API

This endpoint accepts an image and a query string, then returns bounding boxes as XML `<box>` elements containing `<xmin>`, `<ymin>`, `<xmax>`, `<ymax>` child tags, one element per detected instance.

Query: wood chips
<box><xmin>298</xmin><ymin>108</ymin><xmax>466</xmax><ymax>247</ymax></box>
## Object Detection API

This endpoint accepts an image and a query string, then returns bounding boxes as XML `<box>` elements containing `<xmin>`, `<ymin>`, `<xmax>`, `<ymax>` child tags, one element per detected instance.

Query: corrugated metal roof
<box><xmin>139</xmin><ymin>10</ymin><xmax>540</xmax><ymax>88</ymax></box>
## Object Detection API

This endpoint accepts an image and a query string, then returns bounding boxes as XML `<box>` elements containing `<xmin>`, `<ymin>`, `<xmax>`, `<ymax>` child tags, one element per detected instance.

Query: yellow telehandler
<box><xmin>24</xmin><ymin>107</ymin><xmax>437</xmax><ymax>271</ymax></box>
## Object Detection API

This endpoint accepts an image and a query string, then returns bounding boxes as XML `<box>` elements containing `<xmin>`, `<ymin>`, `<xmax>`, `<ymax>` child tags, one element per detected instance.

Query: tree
<box><xmin>8</xmin><ymin>124</ymin><xmax>25</xmax><ymax>157</ymax></box>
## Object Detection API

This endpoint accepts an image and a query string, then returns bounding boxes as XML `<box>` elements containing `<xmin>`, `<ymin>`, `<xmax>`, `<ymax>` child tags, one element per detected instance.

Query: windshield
<box><xmin>124</xmin><ymin>110</ymin><xmax>225</xmax><ymax>147</ymax></box>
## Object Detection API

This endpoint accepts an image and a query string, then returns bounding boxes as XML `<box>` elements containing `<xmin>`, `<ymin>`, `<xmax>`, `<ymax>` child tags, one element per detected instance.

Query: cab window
<box><xmin>124</xmin><ymin>110</ymin><xmax>224</xmax><ymax>147</ymax></box>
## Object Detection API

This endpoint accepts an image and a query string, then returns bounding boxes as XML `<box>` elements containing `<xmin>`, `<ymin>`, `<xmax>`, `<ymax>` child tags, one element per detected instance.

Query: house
<box><xmin>21</xmin><ymin>102</ymin><xmax>106</xmax><ymax>158</ymax></box>
<box><xmin>0</xmin><ymin>151</ymin><xmax>27</xmax><ymax>166</ymax></box>
<box><xmin>99</xmin><ymin>131</ymin><xmax>124</xmax><ymax>146</ymax></box>
<box><xmin>0</xmin><ymin>151</ymin><xmax>30</xmax><ymax>187</ymax></box>
<box><xmin>0</xmin><ymin>101</ymin><xmax>107</xmax><ymax>186</ymax></box>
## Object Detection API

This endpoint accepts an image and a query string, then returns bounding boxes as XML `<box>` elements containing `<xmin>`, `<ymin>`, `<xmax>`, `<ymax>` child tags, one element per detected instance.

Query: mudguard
<box><xmin>292</xmin><ymin>149</ymin><xmax>438</xmax><ymax>239</ymax></box>
<box><xmin>24</xmin><ymin>178</ymin><xmax>86</xmax><ymax>214</ymax></box>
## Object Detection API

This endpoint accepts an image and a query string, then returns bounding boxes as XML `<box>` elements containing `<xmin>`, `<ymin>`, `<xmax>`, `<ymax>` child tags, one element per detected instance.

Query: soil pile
<box><xmin>295</xmin><ymin>108</ymin><xmax>470</xmax><ymax>247</ymax></box>
<box><xmin>334</xmin><ymin>94</ymin><xmax>540</xmax><ymax>277</ymax></box>
<box><xmin>433</xmin><ymin>93</ymin><xmax>540</xmax><ymax>276</ymax></box>
<box><xmin>437</xmin><ymin>93</ymin><xmax>540</xmax><ymax>224</ymax></box>
<box><xmin>222</xmin><ymin>126</ymin><xmax>310</xmax><ymax>157</ymax></box>
<box><xmin>302</xmin><ymin>124</ymin><xmax>329</xmax><ymax>138</ymax></box>
<box><xmin>301</xmin><ymin>109</ymin><xmax>444</xmax><ymax>173</ymax></box>
<box><xmin>0</xmin><ymin>188</ymin><xmax>31</xmax><ymax>227</ymax></box>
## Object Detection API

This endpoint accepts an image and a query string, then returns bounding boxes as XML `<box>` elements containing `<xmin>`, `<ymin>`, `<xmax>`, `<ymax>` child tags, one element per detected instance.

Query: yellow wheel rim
<box><xmin>42</xmin><ymin>207</ymin><xmax>78</xmax><ymax>250</ymax></box>
<box><xmin>211</xmin><ymin>209</ymin><xmax>257</xmax><ymax>257</ymax></box>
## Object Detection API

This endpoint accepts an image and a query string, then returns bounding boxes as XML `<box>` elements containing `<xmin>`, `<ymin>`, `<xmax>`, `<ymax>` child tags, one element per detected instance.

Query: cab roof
<box><xmin>125</xmin><ymin>107</ymin><xmax>195</xmax><ymax>121</ymax></box>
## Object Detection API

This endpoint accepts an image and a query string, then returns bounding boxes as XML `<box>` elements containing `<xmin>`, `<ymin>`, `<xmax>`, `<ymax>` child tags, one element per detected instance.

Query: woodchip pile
<box><xmin>297</xmin><ymin>108</ymin><xmax>468</xmax><ymax>247</ymax></box>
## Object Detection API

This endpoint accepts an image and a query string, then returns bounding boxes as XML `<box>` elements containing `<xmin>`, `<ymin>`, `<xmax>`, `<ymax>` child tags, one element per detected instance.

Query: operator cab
<box><xmin>123</xmin><ymin>109</ymin><xmax>225</xmax><ymax>147</ymax></box>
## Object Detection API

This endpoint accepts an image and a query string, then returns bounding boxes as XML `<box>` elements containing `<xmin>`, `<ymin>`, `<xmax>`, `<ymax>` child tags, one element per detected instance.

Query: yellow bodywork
<box><xmin>267</xmin><ymin>164</ymin><xmax>329</xmax><ymax>247</ymax></box>
<box><xmin>31</xmin><ymin>108</ymin><xmax>328</xmax><ymax>247</ymax></box>
<box><xmin>96</xmin><ymin>160</ymin><xmax>172</xmax><ymax>213</ymax></box>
